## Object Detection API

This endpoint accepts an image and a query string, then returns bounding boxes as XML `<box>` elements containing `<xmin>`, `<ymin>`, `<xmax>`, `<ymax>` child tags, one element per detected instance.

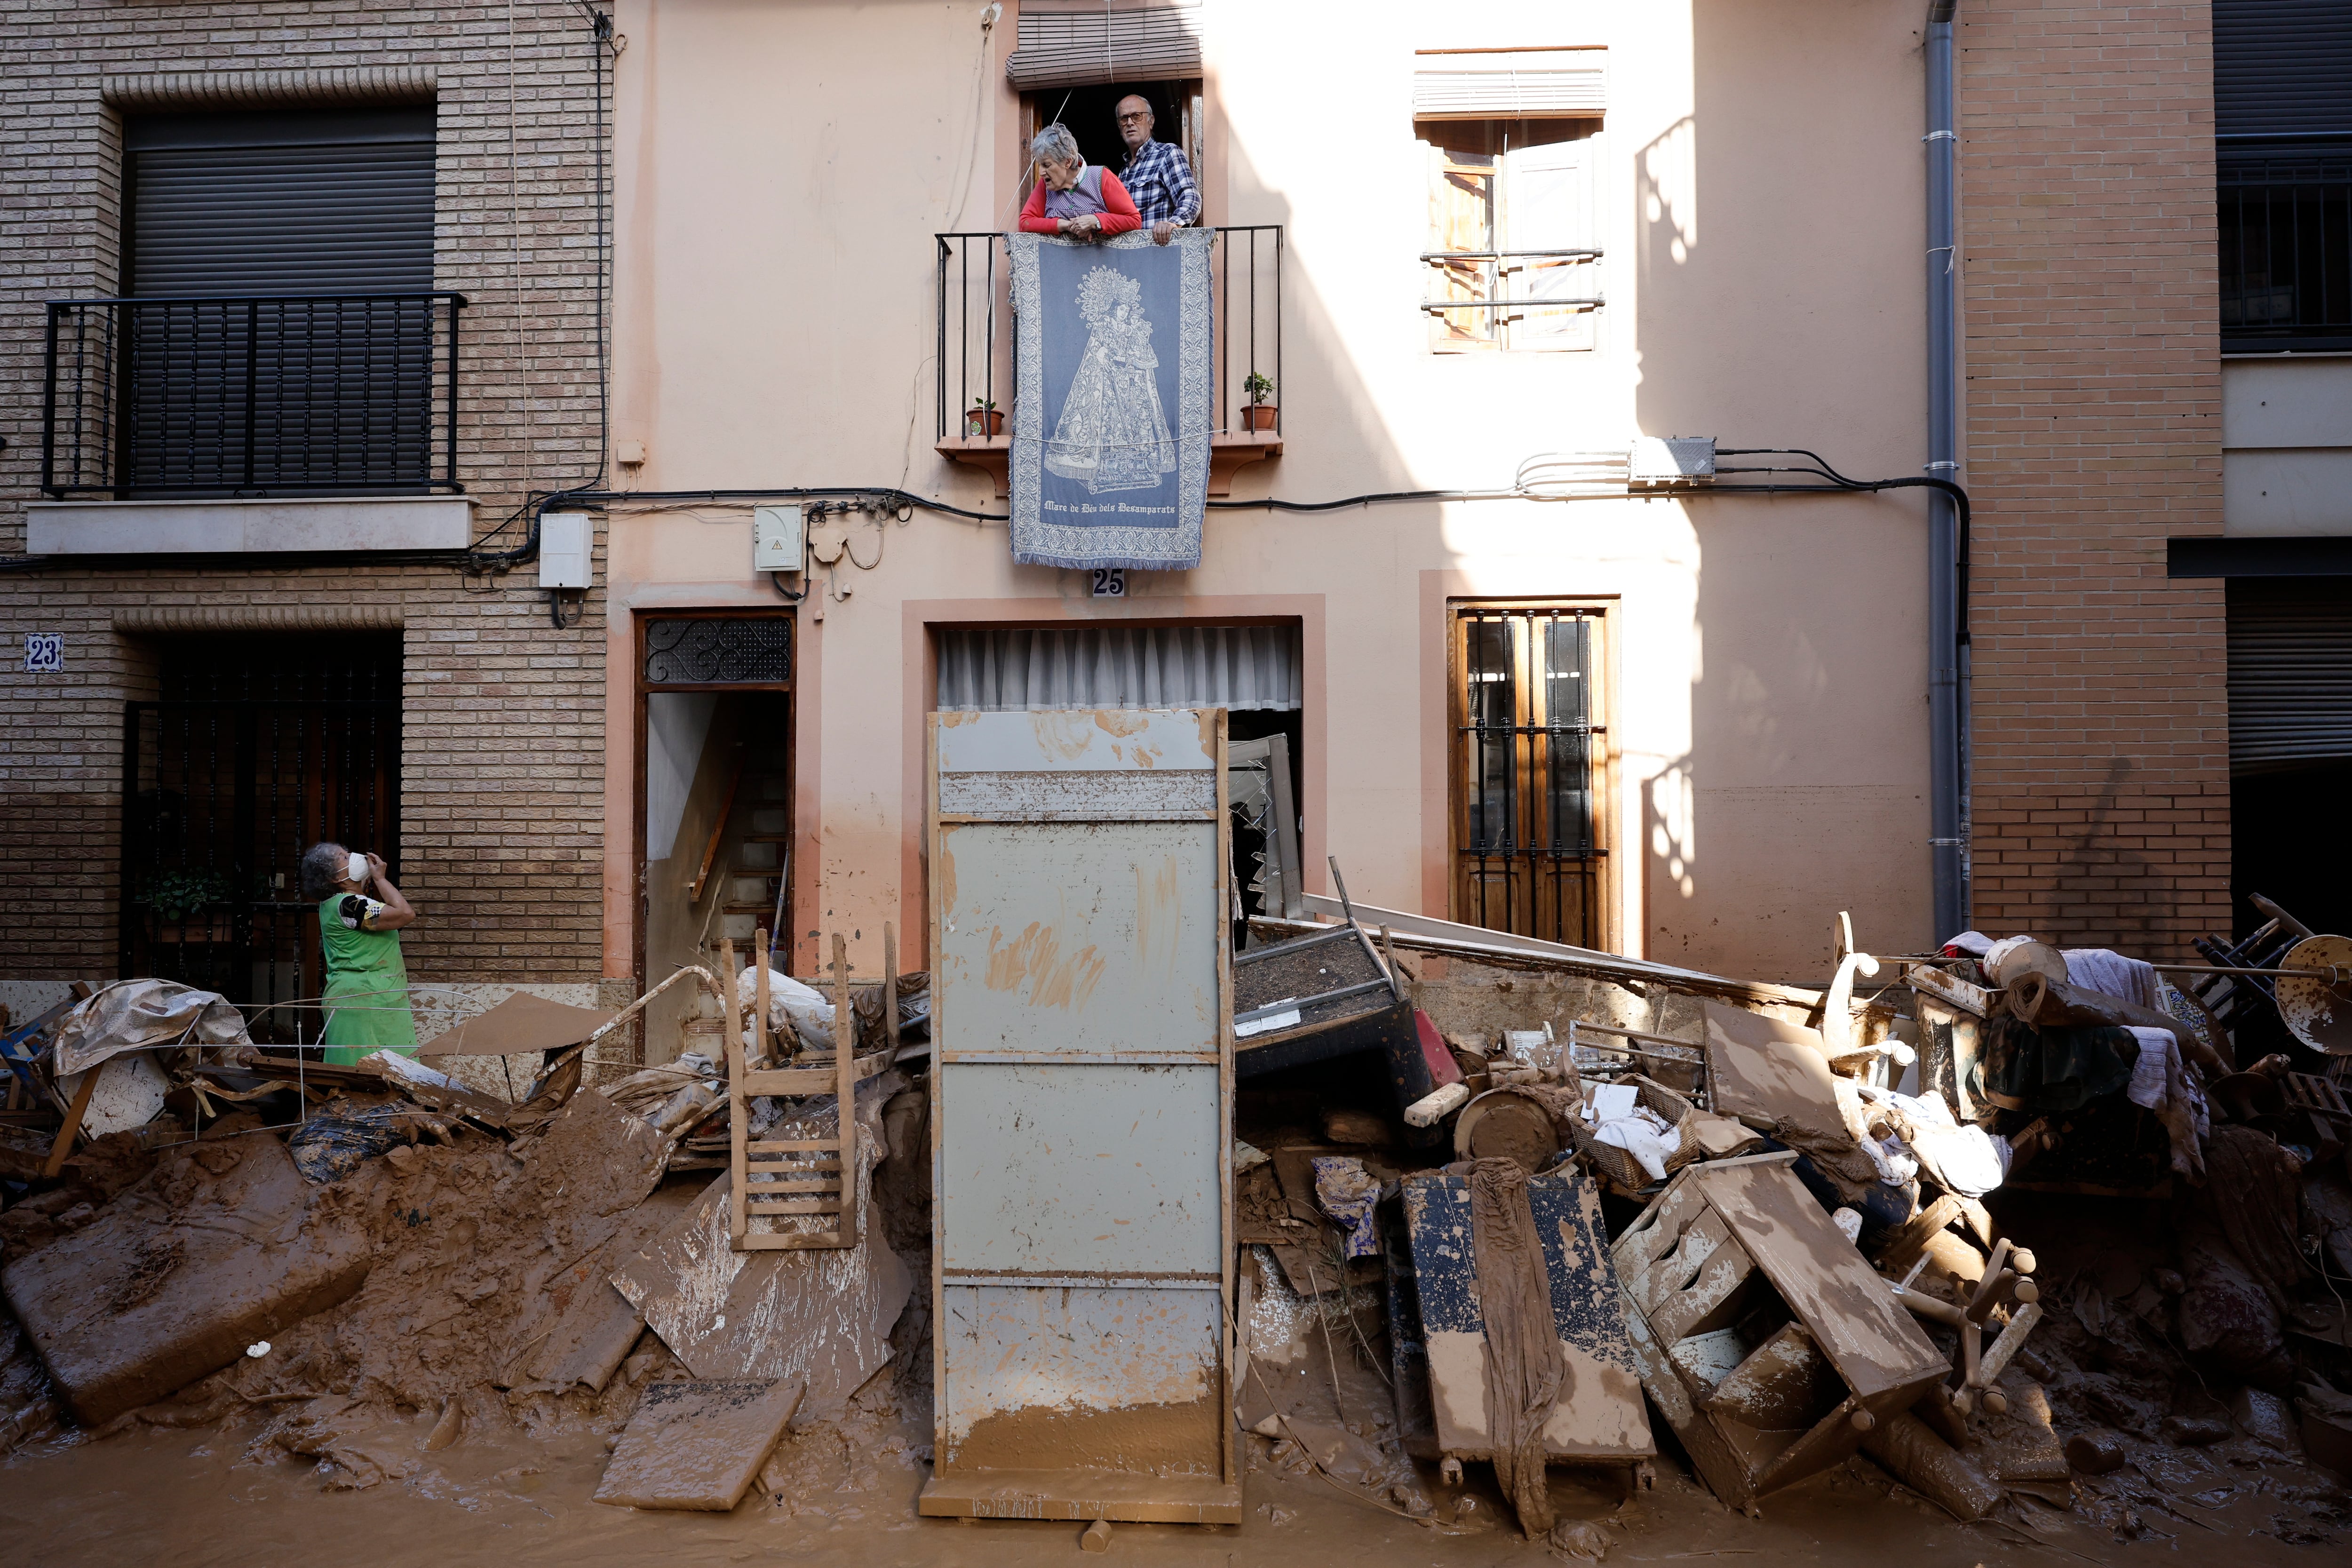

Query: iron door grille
<box><xmin>643</xmin><ymin>617</ymin><xmax>794</xmax><ymax>686</ymax></box>
<box><xmin>121</xmin><ymin>637</ymin><xmax>401</xmax><ymax>1036</ymax></box>
<box><xmin>1451</xmin><ymin>605</ymin><xmax>1607</xmax><ymax>947</ymax></box>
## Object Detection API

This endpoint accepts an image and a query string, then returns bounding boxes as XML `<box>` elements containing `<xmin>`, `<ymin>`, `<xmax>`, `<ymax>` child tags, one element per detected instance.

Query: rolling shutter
<box><xmin>127</xmin><ymin>109</ymin><xmax>434</xmax><ymax>294</ymax></box>
<box><xmin>1414</xmin><ymin>50</ymin><xmax>1606</xmax><ymax>121</ymax></box>
<box><xmin>2228</xmin><ymin>584</ymin><xmax>2352</xmax><ymax>774</ymax></box>
<box><xmin>2214</xmin><ymin>0</ymin><xmax>2352</xmax><ymax>139</ymax></box>
<box><xmin>1004</xmin><ymin>0</ymin><xmax>1202</xmax><ymax>91</ymax></box>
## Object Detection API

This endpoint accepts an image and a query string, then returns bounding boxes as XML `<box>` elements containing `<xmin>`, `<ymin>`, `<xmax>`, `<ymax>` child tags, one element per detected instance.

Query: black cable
<box><xmin>1206</xmin><ymin>488</ymin><xmax>1514</xmax><ymax>512</ymax></box>
<box><xmin>583</xmin><ymin>486</ymin><xmax>1009</xmax><ymax>522</ymax></box>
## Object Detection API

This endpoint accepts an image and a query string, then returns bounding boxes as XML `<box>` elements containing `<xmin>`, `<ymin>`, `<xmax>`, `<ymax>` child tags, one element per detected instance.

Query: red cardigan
<box><xmin>1019</xmin><ymin>169</ymin><xmax>1142</xmax><ymax>236</ymax></box>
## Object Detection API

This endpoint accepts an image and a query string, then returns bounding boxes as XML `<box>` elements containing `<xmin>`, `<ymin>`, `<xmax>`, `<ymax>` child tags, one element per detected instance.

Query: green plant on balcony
<box><xmin>136</xmin><ymin>868</ymin><xmax>231</xmax><ymax>923</ymax></box>
<box><xmin>966</xmin><ymin>397</ymin><xmax>1004</xmax><ymax>437</ymax></box>
<box><xmin>1241</xmin><ymin>372</ymin><xmax>1278</xmax><ymax>432</ymax></box>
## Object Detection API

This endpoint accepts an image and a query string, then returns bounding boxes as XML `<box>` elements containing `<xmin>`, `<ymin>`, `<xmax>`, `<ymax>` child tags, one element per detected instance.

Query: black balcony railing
<box><xmin>935</xmin><ymin>227</ymin><xmax>1282</xmax><ymax>442</ymax></box>
<box><xmin>42</xmin><ymin>292</ymin><xmax>467</xmax><ymax>498</ymax></box>
<box><xmin>2220</xmin><ymin>151</ymin><xmax>2352</xmax><ymax>351</ymax></box>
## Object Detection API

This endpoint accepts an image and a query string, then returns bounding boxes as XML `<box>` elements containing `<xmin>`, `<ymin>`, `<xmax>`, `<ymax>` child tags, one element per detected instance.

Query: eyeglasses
<box><xmin>1117</xmin><ymin>111</ymin><xmax>1151</xmax><ymax>123</ymax></box>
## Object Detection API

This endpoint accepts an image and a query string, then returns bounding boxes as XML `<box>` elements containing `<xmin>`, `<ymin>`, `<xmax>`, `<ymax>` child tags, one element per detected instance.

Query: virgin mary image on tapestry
<box><xmin>1008</xmin><ymin>228</ymin><xmax>1212</xmax><ymax>570</ymax></box>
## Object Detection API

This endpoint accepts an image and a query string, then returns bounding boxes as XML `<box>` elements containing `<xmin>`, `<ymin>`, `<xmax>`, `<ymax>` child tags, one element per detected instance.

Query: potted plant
<box><xmin>1242</xmin><ymin>372</ymin><xmax>1278</xmax><ymax>432</ymax></box>
<box><xmin>139</xmin><ymin>868</ymin><xmax>233</xmax><ymax>943</ymax></box>
<box><xmin>966</xmin><ymin>398</ymin><xmax>1004</xmax><ymax>437</ymax></box>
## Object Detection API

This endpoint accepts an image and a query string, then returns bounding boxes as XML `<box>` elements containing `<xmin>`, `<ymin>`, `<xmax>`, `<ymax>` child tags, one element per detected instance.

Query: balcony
<box><xmin>934</xmin><ymin>227</ymin><xmax>1282</xmax><ymax>495</ymax></box>
<box><xmin>41</xmin><ymin>292</ymin><xmax>467</xmax><ymax>500</ymax></box>
<box><xmin>2220</xmin><ymin>152</ymin><xmax>2352</xmax><ymax>351</ymax></box>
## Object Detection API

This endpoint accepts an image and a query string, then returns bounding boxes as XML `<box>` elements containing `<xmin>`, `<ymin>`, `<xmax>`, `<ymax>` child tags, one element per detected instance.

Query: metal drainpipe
<box><xmin>1925</xmin><ymin>0</ymin><xmax>1968</xmax><ymax>943</ymax></box>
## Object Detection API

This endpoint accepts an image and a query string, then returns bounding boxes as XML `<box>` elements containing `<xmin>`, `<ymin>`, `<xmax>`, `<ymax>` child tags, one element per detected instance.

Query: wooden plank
<box><xmin>1904</xmin><ymin>963</ymin><xmax>1993</xmax><ymax>1018</ymax></box>
<box><xmin>723</xmin><ymin>936</ymin><xmax>747</xmax><ymax>1248</ymax></box>
<box><xmin>1704</xmin><ymin>1321</ymin><xmax>1833</xmax><ymax>1430</ymax></box>
<box><xmin>746</xmin><ymin>1138</ymin><xmax>834</xmax><ymax>1153</ymax></box>
<box><xmin>1650</xmin><ymin>1222</ymin><xmax>1755</xmax><ymax>1345</ymax></box>
<box><xmin>833</xmin><ymin>932</ymin><xmax>859</xmax><ymax>1250</ymax></box>
<box><xmin>1693</xmin><ymin>1162</ymin><xmax>1946</xmax><ymax>1401</ymax></box>
<box><xmin>1749</xmin><ymin>1392</ymin><xmax>1871</xmax><ymax>1496</ymax></box>
<box><xmin>40</xmin><ymin>1057</ymin><xmax>104</xmax><ymax>1179</ymax></box>
<box><xmin>745</xmin><ymin>1197</ymin><xmax>844</xmax><ymax>1215</ymax></box>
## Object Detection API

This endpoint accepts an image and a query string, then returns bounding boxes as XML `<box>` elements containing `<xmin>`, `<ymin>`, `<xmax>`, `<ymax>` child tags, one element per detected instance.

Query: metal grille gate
<box><xmin>121</xmin><ymin>635</ymin><xmax>401</xmax><ymax>1036</ymax></box>
<box><xmin>1454</xmin><ymin>605</ymin><xmax>1605</xmax><ymax>946</ymax></box>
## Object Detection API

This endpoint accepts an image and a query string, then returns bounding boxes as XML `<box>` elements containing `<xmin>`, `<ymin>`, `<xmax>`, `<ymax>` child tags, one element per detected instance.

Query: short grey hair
<box><xmin>299</xmin><ymin>841</ymin><xmax>349</xmax><ymax>903</ymax></box>
<box><xmin>1030</xmin><ymin>123</ymin><xmax>1081</xmax><ymax>169</ymax></box>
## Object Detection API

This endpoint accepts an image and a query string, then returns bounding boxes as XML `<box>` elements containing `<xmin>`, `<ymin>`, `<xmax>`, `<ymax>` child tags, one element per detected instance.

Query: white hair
<box><xmin>1030</xmin><ymin>123</ymin><xmax>1081</xmax><ymax>168</ymax></box>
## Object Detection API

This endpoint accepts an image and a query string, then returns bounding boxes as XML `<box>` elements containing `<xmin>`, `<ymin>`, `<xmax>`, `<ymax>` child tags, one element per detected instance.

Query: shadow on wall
<box><xmin>1630</xmin><ymin>0</ymin><xmax>1936</xmax><ymax>978</ymax></box>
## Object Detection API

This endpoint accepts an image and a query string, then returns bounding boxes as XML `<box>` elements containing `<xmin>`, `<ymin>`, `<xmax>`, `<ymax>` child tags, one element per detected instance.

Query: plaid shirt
<box><xmin>1118</xmin><ymin>138</ymin><xmax>1200</xmax><ymax>227</ymax></box>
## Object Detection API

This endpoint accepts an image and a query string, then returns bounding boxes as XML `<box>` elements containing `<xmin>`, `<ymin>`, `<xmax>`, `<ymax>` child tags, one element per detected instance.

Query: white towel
<box><xmin>1592</xmin><ymin>1104</ymin><xmax>1682</xmax><ymax>1182</ymax></box>
<box><xmin>2063</xmin><ymin>948</ymin><xmax>2161</xmax><ymax>1012</ymax></box>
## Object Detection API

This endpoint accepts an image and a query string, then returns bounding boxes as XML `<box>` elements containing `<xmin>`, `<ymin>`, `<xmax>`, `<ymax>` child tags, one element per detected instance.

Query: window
<box><xmin>1414</xmin><ymin>47</ymin><xmax>1603</xmax><ymax>352</ymax></box>
<box><xmin>1449</xmin><ymin>603</ymin><xmax>1609</xmax><ymax>946</ymax></box>
<box><xmin>1018</xmin><ymin>80</ymin><xmax>1203</xmax><ymax>208</ymax></box>
<box><xmin>1422</xmin><ymin>121</ymin><xmax>1598</xmax><ymax>351</ymax></box>
<box><xmin>94</xmin><ymin>107</ymin><xmax>453</xmax><ymax>496</ymax></box>
<box><xmin>2214</xmin><ymin>1</ymin><xmax>2352</xmax><ymax>350</ymax></box>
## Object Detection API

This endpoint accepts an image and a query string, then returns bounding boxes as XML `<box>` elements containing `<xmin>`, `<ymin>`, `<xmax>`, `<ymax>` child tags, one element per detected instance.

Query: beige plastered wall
<box><xmin>604</xmin><ymin>0</ymin><xmax>1938</xmax><ymax>992</ymax></box>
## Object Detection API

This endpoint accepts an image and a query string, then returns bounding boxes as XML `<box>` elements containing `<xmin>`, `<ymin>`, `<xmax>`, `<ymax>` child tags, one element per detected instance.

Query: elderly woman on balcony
<box><xmin>1018</xmin><ymin>123</ymin><xmax>1141</xmax><ymax>242</ymax></box>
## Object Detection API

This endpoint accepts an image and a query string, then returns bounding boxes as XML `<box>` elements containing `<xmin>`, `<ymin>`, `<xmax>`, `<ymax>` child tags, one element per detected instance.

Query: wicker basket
<box><xmin>1569</xmin><ymin>1073</ymin><xmax>1700</xmax><ymax>1190</ymax></box>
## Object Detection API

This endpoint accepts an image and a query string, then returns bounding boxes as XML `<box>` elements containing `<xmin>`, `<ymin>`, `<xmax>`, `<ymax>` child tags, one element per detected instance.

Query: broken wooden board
<box><xmin>593</xmin><ymin>1378</ymin><xmax>805</xmax><ymax>1511</ymax></box>
<box><xmin>506</xmin><ymin>1179</ymin><xmax>707</xmax><ymax>1393</ymax></box>
<box><xmin>1</xmin><ymin>1130</ymin><xmax>371</xmax><ymax>1425</ymax></box>
<box><xmin>1399</xmin><ymin>1169</ymin><xmax>1654</xmax><ymax>1464</ymax></box>
<box><xmin>1701</xmin><ymin>1001</ymin><xmax>1847</xmax><ymax>1144</ymax></box>
<box><xmin>610</xmin><ymin>1076</ymin><xmax>908</xmax><ymax>1421</ymax></box>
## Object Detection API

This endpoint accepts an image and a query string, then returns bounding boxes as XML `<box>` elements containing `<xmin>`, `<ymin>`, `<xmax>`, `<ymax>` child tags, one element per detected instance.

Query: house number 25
<box><xmin>1090</xmin><ymin>568</ymin><xmax>1126</xmax><ymax>598</ymax></box>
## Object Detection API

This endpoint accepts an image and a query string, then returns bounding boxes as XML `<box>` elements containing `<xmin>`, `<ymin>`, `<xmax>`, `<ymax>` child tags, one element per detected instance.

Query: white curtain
<box><xmin>935</xmin><ymin>624</ymin><xmax>1301</xmax><ymax>713</ymax></box>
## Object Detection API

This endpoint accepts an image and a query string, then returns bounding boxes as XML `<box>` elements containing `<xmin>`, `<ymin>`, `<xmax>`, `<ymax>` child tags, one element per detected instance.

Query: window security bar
<box><xmin>1422</xmin><ymin>298</ymin><xmax>1606</xmax><ymax>311</ymax></box>
<box><xmin>42</xmin><ymin>291</ymin><xmax>469</xmax><ymax>499</ymax></box>
<box><xmin>1418</xmin><ymin>247</ymin><xmax>1604</xmax><ymax>262</ymax></box>
<box><xmin>934</xmin><ymin>228</ymin><xmax>1283</xmax><ymax>441</ymax></box>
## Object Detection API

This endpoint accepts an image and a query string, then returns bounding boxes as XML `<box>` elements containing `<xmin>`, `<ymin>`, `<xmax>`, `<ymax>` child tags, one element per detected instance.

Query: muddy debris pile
<box><xmin>0</xmin><ymin>962</ymin><xmax>933</xmax><ymax>1514</ymax></box>
<box><xmin>1222</xmin><ymin>898</ymin><xmax>2352</xmax><ymax>1548</ymax></box>
<box><xmin>2</xmin><ymin>895</ymin><xmax>2350</xmax><ymax>1552</ymax></box>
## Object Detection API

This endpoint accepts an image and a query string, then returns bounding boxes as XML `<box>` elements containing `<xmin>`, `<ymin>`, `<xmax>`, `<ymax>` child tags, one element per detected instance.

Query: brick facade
<box><xmin>1960</xmin><ymin>0</ymin><xmax>2232</xmax><ymax>957</ymax></box>
<box><xmin>0</xmin><ymin>3</ymin><xmax>614</xmax><ymax>988</ymax></box>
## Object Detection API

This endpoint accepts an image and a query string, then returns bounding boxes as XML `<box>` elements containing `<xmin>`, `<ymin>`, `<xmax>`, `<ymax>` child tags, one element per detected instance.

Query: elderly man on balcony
<box><xmin>1114</xmin><ymin>94</ymin><xmax>1200</xmax><ymax>246</ymax></box>
<box><xmin>1019</xmin><ymin>123</ymin><xmax>1141</xmax><ymax>242</ymax></box>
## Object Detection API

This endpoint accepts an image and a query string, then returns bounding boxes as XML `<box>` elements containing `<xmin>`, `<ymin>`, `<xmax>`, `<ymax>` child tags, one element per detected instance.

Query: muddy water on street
<box><xmin>0</xmin><ymin>1410</ymin><xmax>2326</xmax><ymax>1568</ymax></box>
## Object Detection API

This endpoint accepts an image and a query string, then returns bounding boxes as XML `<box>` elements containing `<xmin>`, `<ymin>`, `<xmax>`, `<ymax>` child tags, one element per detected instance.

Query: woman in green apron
<box><xmin>299</xmin><ymin>842</ymin><xmax>419</xmax><ymax>1064</ymax></box>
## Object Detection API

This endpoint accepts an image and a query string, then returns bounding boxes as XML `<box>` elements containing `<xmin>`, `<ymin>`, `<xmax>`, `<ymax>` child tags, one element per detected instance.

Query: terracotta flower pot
<box><xmin>1242</xmin><ymin>404</ymin><xmax>1279</xmax><ymax>432</ymax></box>
<box><xmin>966</xmin><ymin>409</ymin><xmax>1004</xmax><ymax>437</ymax></box>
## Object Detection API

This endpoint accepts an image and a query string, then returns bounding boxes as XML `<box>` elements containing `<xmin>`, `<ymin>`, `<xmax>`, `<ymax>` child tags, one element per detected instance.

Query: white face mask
<box><xmin>347</xmin><ymin>852</ymin><xmax>370</xmax><ymax>884</ymax></box>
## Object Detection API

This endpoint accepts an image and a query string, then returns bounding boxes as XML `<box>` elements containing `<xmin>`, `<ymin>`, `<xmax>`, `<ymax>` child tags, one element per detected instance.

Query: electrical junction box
<box><xmin>1628</xmin><ymin>436</ymin><xmax>1716</xmax><ymax>487</ymax></box>
<box><xmin>538</xmin><ymin>512</ymin><xmax>594</xmax><ymax>588</ymax></box>
<box><xmin>754</xmin><ymin>504</ymin><xmax>805</xmax><ymax>573</ymax></box>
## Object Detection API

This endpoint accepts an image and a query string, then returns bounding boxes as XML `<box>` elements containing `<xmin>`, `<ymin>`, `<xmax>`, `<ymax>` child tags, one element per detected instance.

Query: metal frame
<box><xmin>1447</xmin><ymin>599</ymin><xmax>1613</xmax><ymax>949</ymax></box>
<box><xmin>935</xmin><ymin>227</ymin><xmax>1282</xmax><ymax>440</ymax></box>
<box><xmin>41</xmin><ymin>291</ymin><xmax>469</xmax><ymax>499</ymax></box>
<box><xmin>920</xmin><ymin>709</ymin><xmax>1239</xmax><ymax>1525</ymax></box>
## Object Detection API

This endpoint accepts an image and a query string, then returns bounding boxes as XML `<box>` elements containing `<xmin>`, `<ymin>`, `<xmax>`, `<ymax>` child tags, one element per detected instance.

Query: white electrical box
<box><xmin>754</xmin><ymin>504</ymin><xmax>805</xmax><ymax>573</ymax></box>
<box><xmin>538</xmin><ymin>512</ymin><xmax>594</xmax><ymax>588</ymax></box>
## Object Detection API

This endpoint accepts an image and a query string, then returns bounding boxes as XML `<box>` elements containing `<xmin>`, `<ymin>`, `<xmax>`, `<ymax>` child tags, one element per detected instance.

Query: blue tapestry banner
<box><xmin>1008</xmin><ymin>228</ymin><xmax>1212</xmax><ymax>571</ymax></box>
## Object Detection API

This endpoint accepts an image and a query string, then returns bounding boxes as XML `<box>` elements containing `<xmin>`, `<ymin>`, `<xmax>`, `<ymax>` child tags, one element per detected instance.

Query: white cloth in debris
<box><xmin>1586</xmin><ymin>1084</ymin><xmax>1682</xmax><ymax>1181</ymax></box>
<box><xmin>1858</xmin><ymin>1083</ymin><xmax>2006</xmax><ymax>1198</ymax></box>
<box><xmin>734</xmin><ymin>965</ymin><xmax>837</xmax><ymax>1054</ymax></box>
<box><xmin>50</xmin><ymin>977</ymin><xmax>254</xmax><ymax>1077</ymax></box>
<box><xmin>2063</xmin><ymin>948</ymin><xmax>2161</xmax><ymax>1012</ymax></box>
<box><xmin>2122</xmin><ymin>1025</ymin><xmax>2209</xmax><ymax>1181</ymax></box>
<box><xmin>1941</xmin><ymin>930</ymin><xmax>1995</xmax><ymax>957</ymax></box>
